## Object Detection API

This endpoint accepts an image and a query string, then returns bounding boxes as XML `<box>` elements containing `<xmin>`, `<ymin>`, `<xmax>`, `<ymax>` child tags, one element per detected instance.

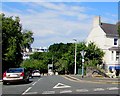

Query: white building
<box><xmin>23</xmin><ymin>47</ymin><xmax>48</xmax><ymax>60</ymax></box>
<box><xmin>87</xmin><ymin>16</ymin><xmax>120</xmax><ymax>75</ymax></box>
<box><xmin>32</xmin><ymin>47</ymin><xmax>48</xmax><ymax>52</ymax></box>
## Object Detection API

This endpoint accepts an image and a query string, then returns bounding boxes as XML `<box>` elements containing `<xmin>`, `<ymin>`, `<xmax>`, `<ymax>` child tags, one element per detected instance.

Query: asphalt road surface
<box><xmin>2</xmin><ymin>75</ymin><xmax>119</xmax><ymax>95</ymax></box>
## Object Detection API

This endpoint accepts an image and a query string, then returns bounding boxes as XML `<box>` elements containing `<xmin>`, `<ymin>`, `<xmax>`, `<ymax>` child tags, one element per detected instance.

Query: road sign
<box><xmin>48</xmin><ymin>64</ymin><xmax>53</xmax><ymax>68</ymax></box>
<box><xmin>82</xmin><ymin>59</ymin><xmax>84</xmax><ymax>63</ymax></box>
<box><xmin>80</xmin><ymin>50</ymin><xmax>85</xmax><ymax>57</ymax></box>
<box><xmin>53</xmin><ymin>83</ymin><xmax>71</xmax><ymax>89</ymax></box>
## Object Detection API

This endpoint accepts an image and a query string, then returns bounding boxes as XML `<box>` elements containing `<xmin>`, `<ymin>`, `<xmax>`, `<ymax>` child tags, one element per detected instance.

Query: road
<box><xmin>2</xmin><ymin>75</ymin><xmax>119</xmax><ymax>95</ymax></box>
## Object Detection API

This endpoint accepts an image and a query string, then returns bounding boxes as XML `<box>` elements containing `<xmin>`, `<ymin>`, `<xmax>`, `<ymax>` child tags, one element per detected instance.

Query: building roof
<box><xmin>100</xmin><ymin>23</ymin><xmax>119</xmax><ymax>37</ymax></box>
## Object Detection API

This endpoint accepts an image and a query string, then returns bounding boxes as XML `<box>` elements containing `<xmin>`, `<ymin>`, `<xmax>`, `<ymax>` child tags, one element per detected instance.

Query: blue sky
<box><xmin>2</xmin><ymin>2</ymin><xmax>118</xmax><ymax>48</ymax></box>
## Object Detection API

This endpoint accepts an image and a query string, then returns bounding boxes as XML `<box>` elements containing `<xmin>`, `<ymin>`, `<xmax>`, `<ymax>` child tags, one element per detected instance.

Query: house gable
<box><xmin>86</xmin><ymin>16</ymin><xmax>106</xmax><ymax>49</ymax></box>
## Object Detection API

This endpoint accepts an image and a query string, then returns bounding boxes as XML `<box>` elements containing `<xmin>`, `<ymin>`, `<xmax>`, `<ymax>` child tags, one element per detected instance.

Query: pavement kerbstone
<box><xmin>69</xmin><ymin>75</ymin><xmax>120</xmax><ymax>83</ymax></box>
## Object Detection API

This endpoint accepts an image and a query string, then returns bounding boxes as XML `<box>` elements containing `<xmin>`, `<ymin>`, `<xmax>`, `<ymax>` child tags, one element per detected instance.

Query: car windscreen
<box><xmin>7</xmin><ymin>68</ymin><xmax>24</xmax><ymax>73</ymax></box>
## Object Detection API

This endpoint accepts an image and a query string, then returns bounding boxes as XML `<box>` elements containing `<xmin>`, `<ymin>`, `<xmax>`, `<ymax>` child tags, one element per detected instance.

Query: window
<box><xmin>116</xmin><ymin>51</ymin><xmax>120</xmax><ymax>61</ymax></box>
<box><xmin>114</xmin><ymin>38</ymin><xmax>118</xmax><ymax>45</ymax></box>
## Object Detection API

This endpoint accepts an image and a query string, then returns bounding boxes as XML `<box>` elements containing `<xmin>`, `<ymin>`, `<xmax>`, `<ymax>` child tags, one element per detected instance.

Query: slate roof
<box><xmin>100</xmin><ymin>23</ymin><xmax>119</xmax><ymax>37</ymax></box>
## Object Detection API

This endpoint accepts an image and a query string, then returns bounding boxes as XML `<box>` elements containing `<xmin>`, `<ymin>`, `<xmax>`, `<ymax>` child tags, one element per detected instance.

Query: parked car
<box><xmin>3</xmin><ymin>68</ymin><xmax>29</xmax><ymax>85</ymax></box>
<box><xmin>32</xmin><ymin>70</ymin><xmax>41</xmax><ymax>77</ymax></box>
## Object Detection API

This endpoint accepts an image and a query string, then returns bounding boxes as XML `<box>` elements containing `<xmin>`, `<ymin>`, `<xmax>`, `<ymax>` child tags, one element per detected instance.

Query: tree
<box><xmin>1</xmin><ymin>13</ymin><xmax>34</xmax><ymax>72</ymax></box>
<box><xmin>20</xmin><ymin>59</ymin><xmax>47</xmax><ymax>72</ymax></box>
<box><xmin>21</xmin><ymin>52</ymin><xmax>49</xmax><ymax>73</ymax></box>
<box><xmin>21</xmin><ymin>42</ymin><xmax>104</xmax><ymax>74</ymax></box>
<box><xmin>1</xmin><ymin>13</ymin><xmax>23</xmax><ymax>71</ymax></box>
<box><xmin>49</xmin><ymin>43</ymin><xmax>74</xmax><ymax>74</ymax></box>
<box><xmin>85</xmin><ymin>42</ymin><xmax>104</xmax><ymax>67</ymax></box>
<box><xmin>22</xmin><ymin>30</ymin><xmax>34</xmax><ymax>52</ymax></box>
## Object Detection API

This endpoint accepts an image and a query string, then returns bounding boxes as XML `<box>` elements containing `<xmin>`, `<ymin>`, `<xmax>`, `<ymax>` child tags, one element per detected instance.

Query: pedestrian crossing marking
<box><xmin>76</xmin><ymin>89</ymin><xmax>89</xmax><ymax>92</ymax></box>
<box><xmin>107</xmin><ymin>87</ymin><xmax>119</xmax><ymax>90</ymax></box>
<box><xmin>94</xmin><ymin>88</ymin><xmax>105</xmax><ymax>91</ymax></box>
<box><xmin>53</xmin><ymin>83</ymin><xmax>71</xmax><ymax>89</ymax></box>
<box><xmin>60</xmin><ymin>90</ymin><xmax>72</xmax><ymax>93</ymax></box>
<box><xmin>43</xmin><ymin>87</ymin><xmax>119</xmax><ymax>94</ymax></box>
<box><xmin>42</xmin><ymin>91</ymin><xmax>55</xmax><ymax>94</ymax></box>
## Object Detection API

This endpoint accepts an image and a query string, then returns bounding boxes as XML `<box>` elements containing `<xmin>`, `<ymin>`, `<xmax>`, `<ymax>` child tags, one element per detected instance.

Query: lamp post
<box><xmin>73</xmin><ymin>39</ymin><xmax>77</xmax><ymax>75</ymax></box>
<box><xmin>52</xmin><ymin>55</ymin><xmax>53</xmax><ymax>71</ymax></box>
<box><xmin>80</xmin><ymin>50</ymin><xmax>86</xmax><ymax>78</ymax></box>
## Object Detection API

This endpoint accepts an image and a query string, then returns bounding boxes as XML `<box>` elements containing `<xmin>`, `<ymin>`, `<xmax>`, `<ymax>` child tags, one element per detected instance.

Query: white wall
<box><xmin>105</xmin><ymin>37</ymin><xmax>119</xmax><ymax>48</ymax></box>
<box><xmin>86</xmin><ymin>26</ymin><xmax>106</xmax><ymax>49</ymax></box>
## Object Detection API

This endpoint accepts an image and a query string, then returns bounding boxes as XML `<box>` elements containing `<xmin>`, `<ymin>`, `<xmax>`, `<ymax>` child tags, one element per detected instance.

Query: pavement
<box><xmin>64</xmin><ymin>75</ymin><xmax>120</xmax><ymax>84</ymax></box>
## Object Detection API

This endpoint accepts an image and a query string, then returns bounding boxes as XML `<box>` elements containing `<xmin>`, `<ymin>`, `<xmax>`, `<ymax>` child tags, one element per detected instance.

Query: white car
<box><xmin>3</xmin><ymin>68</ymin><xmax>29</xmax><ymax>85</ymax></box>
<box><xmin>32</xmin><ymin>70</ymin><xmax>41</xmax><ymax>77</ymax></box>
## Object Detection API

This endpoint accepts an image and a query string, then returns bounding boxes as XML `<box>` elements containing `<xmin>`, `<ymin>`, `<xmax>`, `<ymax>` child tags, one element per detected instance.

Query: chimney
<box><xmin>93</xmin><ymin>16</ymin><xmax>101</xmax><ymax>28</ymax></box>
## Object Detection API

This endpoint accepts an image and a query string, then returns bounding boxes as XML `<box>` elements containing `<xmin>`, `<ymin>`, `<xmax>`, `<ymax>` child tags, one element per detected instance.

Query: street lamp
<box><xmin>52</xmin><ymin>55</ymin><xmax>54</xmax><ymax>71</ymax></box>
<box><xmin>73</xmin><ymin>39</ymin><xmax>77</xmax><ymax>75</ymax></box>
<box><xmin>80</xmin><ymin>50</ymin><xmax>86</xmax><ymax>78</ymax></box>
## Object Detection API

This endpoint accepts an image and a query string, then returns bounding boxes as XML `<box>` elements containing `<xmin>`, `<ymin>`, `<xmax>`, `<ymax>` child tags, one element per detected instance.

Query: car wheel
<box><xmin>25</xmin><ymin>77</ymin><xmax>29</xmax><ymax>83</ymax></box>
<box><xmin>3</xmin><ymin>81</ymin><xmax>7</xmax><ymax>85</ymax></box>
<box><xmin>27</xmin><ymin>77</ymin><xmax>29</xmax><ymax>82</ymax></box>
<box><xmin>27</xmin><ymin>78</ymin><xmax>29</xmax><ymax>82</ymax></box>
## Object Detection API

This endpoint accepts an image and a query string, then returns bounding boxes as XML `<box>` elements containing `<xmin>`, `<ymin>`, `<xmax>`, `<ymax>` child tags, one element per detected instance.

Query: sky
<box><xmin>2</xmin><ymin>2</ymin><xmax>118</xmax><ymax>48</ymax></box>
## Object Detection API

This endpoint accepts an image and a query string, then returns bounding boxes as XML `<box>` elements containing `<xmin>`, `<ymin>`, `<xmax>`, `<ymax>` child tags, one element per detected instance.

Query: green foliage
<box><xmin>20</xmin><ymin>59</ymin><xmax>47</xmax><ymax>71</ymax></box>
<box><xmin>49</xmin><ymin>42</ymin><xmax>104</xmax><ymax>74</ymax></box>
<box><xmin>49</xmin><ymin>43</ymin><xmax>75</xmax><ymax>74</ymax></box>
<box><xmin>22</xmin><ymin>52</ymin><xmax>53</xmax><ymax>72</ymax></box>
<box><xmin>2</xmin><ymin>13</ymin><xmax>34</xmax><ymax>72</ymax></box>
<box><xmin>2</xmin><ymin>13</ymin><xmax>23</xmax><ymax>71</ymax></box>
<box><xmin>20</xmin><ymin>41</ymin><xmax>104</xmax><ymax>74</ymax></box>
<box><xmin>22</xmin><ymin>30</ymin><xmax>34</xmax><ymax>50</ymax></box>
<box><xmin>85</xmin><ymin>42</ymin><xmax>104</xmax><ymax>67</ymax></box>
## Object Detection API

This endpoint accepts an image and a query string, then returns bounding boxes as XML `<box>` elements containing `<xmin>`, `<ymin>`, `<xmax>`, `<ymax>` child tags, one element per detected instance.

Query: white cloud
<box><xmin>1</xmin><ymin>2</ymin><xmax>94</xmax><ymax>47</ymax></box>
<box><xmin>2</xmin><ymin>2</ymin><xmax>117</xmax><ymax>47</ymax></box>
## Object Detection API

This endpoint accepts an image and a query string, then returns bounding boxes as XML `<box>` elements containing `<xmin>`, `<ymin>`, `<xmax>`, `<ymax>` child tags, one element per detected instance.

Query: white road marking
<box><xmin>32</xmin><ymin>82</ymin><xmax>37</xmax><ymax>86</ymax></box>
<box><xmin>22</xmin><ymin>87</ymin><xmax>32</xmax><ymax>95</ymax></box>
<box><xmin>60</xmin><ymin>90</ymin><xmax>72</xmax><ymax>94</ymax></box>
<box><xmin>38</xmin><ymin>78</ymin><xmax>42</xmax><ymax>81</ymax></box>
<box><xmin>42</xmin><ymin>91</ymin><xmax>55</xmax><ymax>94</ymax></box>
<box><xmin>94</xmin><ymin>88</ymin><xmax>105</xmax><ymax>91</ymax></box>
<box><xmin>32</xmin><ymin>78</ymin><xmax>42</xmax><ymax>85</ymax></box>
<box><xmin>53</xmin><ymin>83</ymin><xmax>71</xmax><ymax>89</ymax></box>
<box><xmin>107</xmin><ymin>87</ymin><xmax>119</xmax><ymax>90</ymax></box>
<box><xmin>76</xmin><ymin>89</ymin><xmax>89</xmax><ymax>92</ymax></box>
<box><xmin>24</xmin><ymin>92</ymin><xmax>38</xmax><ymax>94</ymax></box>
